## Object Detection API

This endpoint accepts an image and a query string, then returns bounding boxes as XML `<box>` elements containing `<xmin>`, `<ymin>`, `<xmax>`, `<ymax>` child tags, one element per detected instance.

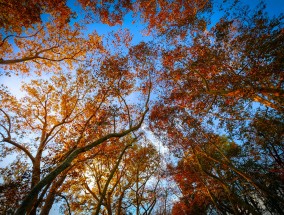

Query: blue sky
<box><xmin>263</xmin><ymin>0</ymin><xmax>284</xmax><ymax>15</ymax></box>
<box><xmin>2</xmin><ymin>0</ymin><xmax>283</xmax><ymax>94</ymax></box>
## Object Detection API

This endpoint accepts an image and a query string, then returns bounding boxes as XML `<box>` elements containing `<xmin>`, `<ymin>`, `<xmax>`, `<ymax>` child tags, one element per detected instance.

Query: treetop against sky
<box><xmin>0</xmin><ymin>0</ymin><xmax>283</xmax><ymax>214</ymax></box>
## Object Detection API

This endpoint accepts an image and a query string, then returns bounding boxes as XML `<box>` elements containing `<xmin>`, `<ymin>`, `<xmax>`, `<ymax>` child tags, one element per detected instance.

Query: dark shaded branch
<box><xmin>0</xmin><ymin>108</ymin><xmax>11</xmax><ymax>136</ymax></box>
<box><xmin>58</xmin><ymin>194</ymin><xmax>71</xmax><ymax>215</ymax></box>
<box><xmin>0</xmin><ymin>46</ymin><xmax>84</xmax><ymax>65</ymax></box>
<box><xmin>0</xmin><ymin>26</ymin><xmax>44</xmax><ymax>47</ymax></box>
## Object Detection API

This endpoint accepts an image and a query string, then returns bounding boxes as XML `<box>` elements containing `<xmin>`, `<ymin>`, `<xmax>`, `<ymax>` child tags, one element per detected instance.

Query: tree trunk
<box><xmin>40</xmin><ymin>173</ymin><xmax>68</xmax><ymax>215</ymax></box>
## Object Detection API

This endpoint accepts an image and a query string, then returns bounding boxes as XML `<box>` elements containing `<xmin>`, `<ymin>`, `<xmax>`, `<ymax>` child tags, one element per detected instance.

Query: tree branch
<box><xmin>14</xmin><ymin>100</ymin><xmax>149</xmax><ymax>215</ymax></box>
<box><xmin>2</xmin><ymin>138</ymin><xmax>35</xmax><ymax>163</ymax></box>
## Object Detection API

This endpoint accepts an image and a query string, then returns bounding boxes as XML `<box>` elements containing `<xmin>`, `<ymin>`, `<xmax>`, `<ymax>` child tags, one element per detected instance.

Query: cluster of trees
<box><xmin>0</xmin><ymin>0</ymin><xmax>283</xmax><ymax>214</ymax></box>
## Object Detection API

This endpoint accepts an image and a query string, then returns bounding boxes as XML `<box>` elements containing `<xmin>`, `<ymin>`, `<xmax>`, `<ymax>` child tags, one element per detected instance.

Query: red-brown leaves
<box><xmin>0</xmin><ymin>0</ymin><xmax>72</xmax><ymax>34</ymax></box>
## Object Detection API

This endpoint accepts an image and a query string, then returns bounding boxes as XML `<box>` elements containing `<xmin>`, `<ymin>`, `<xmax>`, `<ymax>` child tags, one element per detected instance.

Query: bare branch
<box><xmin>0</xmin><ymin>26</ymin><xmax>44</xmax><ymax>47</ymax></box>
<box><xmin>57</xmin><ymin>194</ymin><xmax>71</xmax><ymax>215</ymax></box>
<box><xmin>0</xmin><ymin>108</ymin><xmax>11</xmax><ymax>137</ymax></box>
<box><xmin>2</xmin><ymin>138</ymin><xmax>35</xmax><ymax>163</ymax></box>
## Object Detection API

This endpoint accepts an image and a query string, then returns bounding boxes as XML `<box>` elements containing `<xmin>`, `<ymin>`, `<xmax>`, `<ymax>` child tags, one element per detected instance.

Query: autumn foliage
<box><xmin>0</xmin><ymin>0</ymin><xmax>283</xmax><ymax>214</ymax></box>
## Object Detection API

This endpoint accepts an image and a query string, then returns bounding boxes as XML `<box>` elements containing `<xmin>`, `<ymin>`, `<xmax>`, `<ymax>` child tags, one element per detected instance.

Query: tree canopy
<box><xmin>0</xmin><ymin>0</ymin><xmax>283</xmax><ymax>214</ymax></box>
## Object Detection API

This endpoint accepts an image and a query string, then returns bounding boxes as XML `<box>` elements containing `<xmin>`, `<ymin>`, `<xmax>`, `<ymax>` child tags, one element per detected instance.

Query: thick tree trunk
<box><xmin>27</xmin><ymin>161</ymin><xmax>41</xmax><ymax>215</ymax></box>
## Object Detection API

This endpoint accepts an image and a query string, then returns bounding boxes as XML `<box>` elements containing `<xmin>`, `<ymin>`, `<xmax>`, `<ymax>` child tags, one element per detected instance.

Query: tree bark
<box><xmin>94</xmin><ymin>142</ymin><xmax>133</xmax><ymax>215</ymax></box>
